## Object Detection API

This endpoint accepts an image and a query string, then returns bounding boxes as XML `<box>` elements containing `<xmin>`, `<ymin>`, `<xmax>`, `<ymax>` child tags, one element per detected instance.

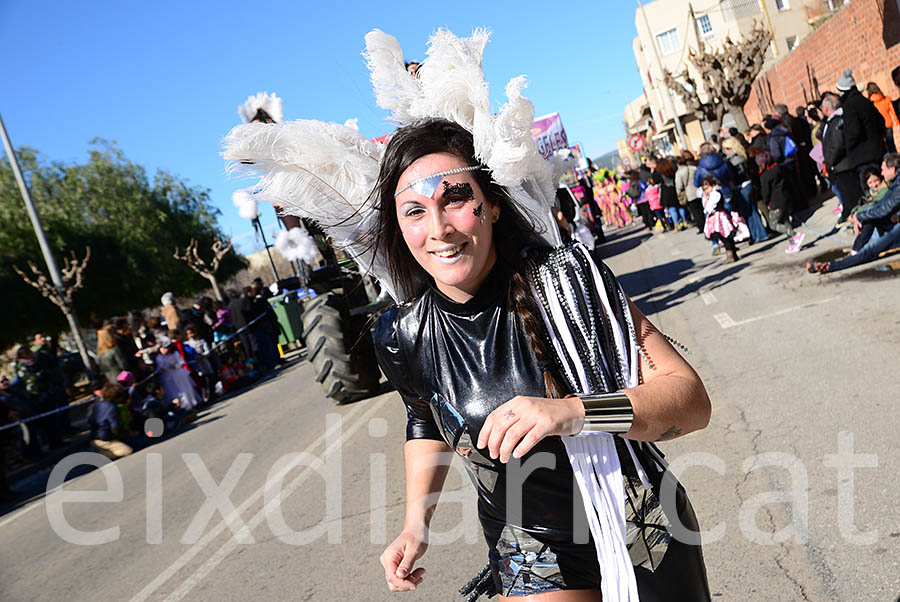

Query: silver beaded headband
<box><xmin>394</xmin><ymin>165</ymin><xmax>481</xmax><ymax>198</ymax></box>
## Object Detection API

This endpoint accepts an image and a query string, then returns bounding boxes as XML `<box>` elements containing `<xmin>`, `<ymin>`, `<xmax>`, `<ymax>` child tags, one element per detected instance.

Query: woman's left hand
<box><xmin>477</xmin><ymin>396</ymin><xmax>585</xmax><ymax>463</ymax></box>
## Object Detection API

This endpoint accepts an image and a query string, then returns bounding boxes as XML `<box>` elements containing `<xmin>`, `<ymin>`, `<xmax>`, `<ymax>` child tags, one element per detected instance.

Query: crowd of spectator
<box><xmin>1</xmin><ymin>278</ymin><xmax>284</xmax><ymax>500</ymax></box>
<box><xmin>614</xmin><ymin>66</ymin><xmax>900</xmax><ymax>274</ymax></box>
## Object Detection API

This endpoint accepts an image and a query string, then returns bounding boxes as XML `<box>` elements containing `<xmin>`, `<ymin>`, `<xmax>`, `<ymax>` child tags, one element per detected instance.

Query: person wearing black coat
<box><xmin>837</xmin><ymin>69</ymin><xmax>887</xmax><ymax>180</ymax></box>
<box><xmin>777</xmin><ymin>103</ymin><xmax>816</xmax><ymax>199</ymax></box>
<box><xmin>763</xmin><ymin>116</ymin><xmax>804</xmax><ymax>214</ymax></box>
<box><xmin>748</xmin><ymin>125</ymin><xmax>767</xmax><ymax>150</ymax></box>
<box><xmin>821</xmin><ymin>93</ymin><xmax>864</xmax><ymax>221</ymax></box>
<box><xmin>756</xmin><ymin>150</ymin><xmax>797</xmax><ymax>242</ymax></box>
<box><xmin>242</xmin><ymin>286</ymin><xmax>279</xmax><ymax>371</ymax></box>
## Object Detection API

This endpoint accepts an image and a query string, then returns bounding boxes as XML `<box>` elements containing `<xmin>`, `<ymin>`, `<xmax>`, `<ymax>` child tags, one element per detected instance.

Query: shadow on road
<box><xmin>618</xmin><ymin>257</ymin><xmax>748</xmax><ymax>315</ymax></box>
<box><xmin>617</xmin><ymin>258</ymin><xmax>697</xmax><ymax>297</ymax></box>
<box><xmin>596</xmin><ymin>226</ymin><xmax>652</xmax><ymax>259</ymax></box>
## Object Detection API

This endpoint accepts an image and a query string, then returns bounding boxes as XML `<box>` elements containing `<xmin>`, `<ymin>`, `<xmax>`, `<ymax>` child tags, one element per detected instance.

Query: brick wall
<box><xmin>744</xmin><ymin>0</ymin><xmax>900</xmax><ymax>124</ymax></box>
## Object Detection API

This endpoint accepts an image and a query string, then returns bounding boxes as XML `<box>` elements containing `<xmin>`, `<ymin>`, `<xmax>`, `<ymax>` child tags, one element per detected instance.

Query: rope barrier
<box><xmin>0</xmin><ymin>397</ymin><xmax>95</xmax><ymax>434</ymax></box>
<box><xmin>0</xmin><ymin>363</ymin><xmax>169</xmax><ymax>433</ymax></box>
<box><xmin>1</xmin><ymin>303</ymin><xmax>297</xmax><ymax>435</ymax></box>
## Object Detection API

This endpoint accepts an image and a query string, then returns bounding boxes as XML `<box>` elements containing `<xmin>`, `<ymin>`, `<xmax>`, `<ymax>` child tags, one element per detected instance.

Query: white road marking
<box><xmin>714</xmin><ymin>313</ymin><xmax>737</xmax><ymax>329</ymax></box>
<box><xmin>128</xmin><ymin>398</ymin><xmax>375</xmax><ymax>602</ymax></box>
<box><xmin>714</xmin><ymin>298</ymin><xmax>836</xmax><ymax>329</ymax></box>
<box><xmin>160</xmin><ymin>398</ymin><xmax>387</xmax><ymax>602</ymax></box>
<box><xmin>700</xmin><ymin>290</ymin><xmax>717</xmax><ymax>305</ymax></box>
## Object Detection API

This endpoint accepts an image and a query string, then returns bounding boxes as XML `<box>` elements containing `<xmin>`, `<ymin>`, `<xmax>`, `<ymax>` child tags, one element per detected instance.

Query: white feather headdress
<box><xmin>223</xmin><ymin>29</ymin><xmax>559</xmax><ymax>303</ymax></box>
<box><xmin>363</xmin><ymin>29</ymin><xmax>558</xmax><ymax>242</ymax></box>
<box><xmin>237</xmin><ymin>92</ymin><xmax>284</xmax><ymax>124</ymax></box>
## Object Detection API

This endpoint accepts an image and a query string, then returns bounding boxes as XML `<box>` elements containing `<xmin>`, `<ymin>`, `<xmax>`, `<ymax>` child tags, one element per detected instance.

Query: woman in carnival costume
<box><xmin>604</xmin><ymin>172</ymin><xmax>633</xmax><ymax>228</ymax></box>
<box><xmin>591</xmin><ymin>172</ymin><xmax>614</xmax><ymax>227</ymax></box>
<box><xmin>223</xmin><ymin>29</ymin><xmax>711</xmax><ymax>601</ymax></box>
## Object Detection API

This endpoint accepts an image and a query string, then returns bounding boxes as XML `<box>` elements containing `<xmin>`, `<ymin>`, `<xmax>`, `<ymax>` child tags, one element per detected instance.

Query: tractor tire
<box><xmin>301</xmin><ymin>292</ymin><xmax>381</xmax><ymax>404</ymax></box>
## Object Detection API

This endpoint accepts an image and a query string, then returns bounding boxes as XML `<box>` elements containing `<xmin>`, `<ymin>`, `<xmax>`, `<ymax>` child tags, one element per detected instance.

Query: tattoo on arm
<box><xmin>656</xmin><ymin>425</ymin><xmax>683</xmax><ymax>441</ymax></box>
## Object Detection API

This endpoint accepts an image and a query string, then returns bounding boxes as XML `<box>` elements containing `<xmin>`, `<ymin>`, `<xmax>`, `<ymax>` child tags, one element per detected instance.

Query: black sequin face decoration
<box><xmin>472</xmin><ymin>202</ymin><xmax>484</xmax><ymax>218</ymax></box>
<box><xmin>442</xmin><ymin>181</ymin><xmax>475</xmax><ymax>201</ymax></box>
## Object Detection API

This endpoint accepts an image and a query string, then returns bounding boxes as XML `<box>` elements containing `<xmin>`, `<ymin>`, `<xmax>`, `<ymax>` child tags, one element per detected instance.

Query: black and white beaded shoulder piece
<box><xmin>527</xmin><ymin>244</ymin><xmax>636</xmax><ymax>395</ymax></box>
<box><xmin>527</xmin><ymin>243</ymin><xmax>690</xmax><ymax>385</ymax></box>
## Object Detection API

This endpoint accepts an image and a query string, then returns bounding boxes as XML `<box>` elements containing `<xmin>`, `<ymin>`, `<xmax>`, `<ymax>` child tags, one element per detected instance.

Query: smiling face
<box><xmin>394</xmin><ymin>153</ymin><xmax>499</xmax><ymax>303</ymax></box>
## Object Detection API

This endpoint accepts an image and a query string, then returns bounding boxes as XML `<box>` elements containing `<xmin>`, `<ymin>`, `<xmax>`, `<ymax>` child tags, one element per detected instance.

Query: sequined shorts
<box><xmin>487</xmin><ymin>523</ymin><xmax>601</xmax><ymax>596</ymax></box>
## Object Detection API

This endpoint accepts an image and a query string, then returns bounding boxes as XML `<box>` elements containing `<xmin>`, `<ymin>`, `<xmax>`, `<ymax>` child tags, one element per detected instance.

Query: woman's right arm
<box><xmin>380</xmin><ymin>438</ymin><xmax>452</xmax><ymax>592</ymax></box>
<box><xmin>373</xmin><ymin>308</ymin><xmax>452</xmax><ymax>591</ymax></box>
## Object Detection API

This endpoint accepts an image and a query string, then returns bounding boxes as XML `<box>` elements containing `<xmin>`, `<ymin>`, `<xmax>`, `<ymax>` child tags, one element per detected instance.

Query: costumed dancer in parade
<box><xmin>223</xmin><ymin>28</ymin><xmax>711</xmax><ymax>601</ymax></box>
<box><xmin>605</xmin><ymin>173</ymin><xmax>633</xmax><ymax>228</ymax></box>
<box><xmin>592</xmin><ymin>173</ymin><xmax>614</xmax><ymax>227</ymax></box>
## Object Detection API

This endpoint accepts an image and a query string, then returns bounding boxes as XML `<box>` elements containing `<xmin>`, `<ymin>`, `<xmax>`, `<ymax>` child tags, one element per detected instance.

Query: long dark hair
<box><xmin>370</xmin><ymin>118</ymin><xmax>567</xmax><ymax>397</ymax></box>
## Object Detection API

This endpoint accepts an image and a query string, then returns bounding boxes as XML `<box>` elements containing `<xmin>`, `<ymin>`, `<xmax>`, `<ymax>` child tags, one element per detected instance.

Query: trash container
<box><xmin>268</xmin><ymin>289</ymin><xmax>316</xmax><ymax>349</ymax></box>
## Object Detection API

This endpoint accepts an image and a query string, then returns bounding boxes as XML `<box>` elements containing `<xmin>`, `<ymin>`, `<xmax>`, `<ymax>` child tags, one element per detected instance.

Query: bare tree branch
<box><xmin>663</xmin><ymin>23</ymin><xmax>773</xmax><ymax>134</ymax></box>
<box><xmin>13</xmin><ymin>246</ymin><xmax>91</xmax><ymax>310</ymax></box>
<box><xmin>173</xmin><ymin>237</ymin><xmax>231</xmax><ymax>300</ymax></box>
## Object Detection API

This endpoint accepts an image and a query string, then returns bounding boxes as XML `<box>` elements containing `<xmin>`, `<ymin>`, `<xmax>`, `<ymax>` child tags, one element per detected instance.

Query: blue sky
<box><xmin>1</xmin><ymin>1</ymin><xmax>644</xmax><ymax>253</ymax></box>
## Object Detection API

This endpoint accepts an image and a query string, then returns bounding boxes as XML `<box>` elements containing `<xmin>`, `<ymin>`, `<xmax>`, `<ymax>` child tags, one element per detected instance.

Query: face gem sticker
<box><xmin>472</xmin><ymin>202</ymin><xmax>484</xmax><ymax>218</ymax></box>
<box><xmin>407</xmin><ymin>174</ymin><xmax>446</xmax><ymax>199</ymax></box>
<box><xmin>443</xmin><ymin>181</ymin><xmax>475</xmax><ymax>201</ymax></box>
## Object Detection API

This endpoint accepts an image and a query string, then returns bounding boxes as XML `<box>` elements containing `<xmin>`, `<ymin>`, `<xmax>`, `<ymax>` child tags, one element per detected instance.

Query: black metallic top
<box><xmin>374</xmin><ymin>266</ymin><xmax>589</xmax><ymax>538</ymax></box>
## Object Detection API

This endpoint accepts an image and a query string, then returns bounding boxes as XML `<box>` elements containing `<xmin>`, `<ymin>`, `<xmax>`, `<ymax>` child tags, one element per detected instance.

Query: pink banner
<box><xmin>531</xmin><ymin>112</ymin><xmax>569</xmax><ymax>159</ymax></box>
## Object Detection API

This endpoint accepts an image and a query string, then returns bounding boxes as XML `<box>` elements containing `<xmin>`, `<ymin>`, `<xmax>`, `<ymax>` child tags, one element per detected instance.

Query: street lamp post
<box><xmin>252</xmin><ymin>216</ymin><xmax>280</xmax><ymax>285</ymax></box>
<box><xmin>0</xmin><ymin>112</ymin><xmax>93</xmax><ymax>375</ymax></box>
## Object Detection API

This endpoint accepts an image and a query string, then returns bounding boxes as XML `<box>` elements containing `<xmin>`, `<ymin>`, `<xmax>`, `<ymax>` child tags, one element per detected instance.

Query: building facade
<box><xmin>625</xmin><ymin>0</ymin><xmax>841</xmax><ymax>154</ymax></box>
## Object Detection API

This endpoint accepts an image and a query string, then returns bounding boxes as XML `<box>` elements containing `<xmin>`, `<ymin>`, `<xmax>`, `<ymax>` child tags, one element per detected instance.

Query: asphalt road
<box><xmin>2</xmin><ymin>197</ymin><xmax>898</xmax><ymax>601</ymax></box>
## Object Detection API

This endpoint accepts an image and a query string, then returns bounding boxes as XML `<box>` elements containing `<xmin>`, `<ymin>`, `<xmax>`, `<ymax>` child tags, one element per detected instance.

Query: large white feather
<box><xmin>363</xmin><ymin>30</ymin><xmax>421</xmax><ymax>125</ymax></box>
<box><xmin>222</xmin><ymin>120</ymin><xmax>399</xmax><ymax>300</ymax></box>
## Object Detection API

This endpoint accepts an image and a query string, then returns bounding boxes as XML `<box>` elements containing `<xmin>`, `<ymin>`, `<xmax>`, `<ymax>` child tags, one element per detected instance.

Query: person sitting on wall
<box><xmin>847</xmin><ymin>167</ymin><xmax>892</xmax><ymax>254</ymax></box>
<box><xmin>808</xmin><ymin>153</ymin><xmax>900</xmax><ymax>273</ymax></box>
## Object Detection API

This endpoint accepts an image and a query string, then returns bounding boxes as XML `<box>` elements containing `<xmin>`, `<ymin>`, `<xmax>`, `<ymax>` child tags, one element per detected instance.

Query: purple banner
<box><xmin>531</xmin><ymin>112</ymin><xmax>569</xmax><ymax>159</ymax></box>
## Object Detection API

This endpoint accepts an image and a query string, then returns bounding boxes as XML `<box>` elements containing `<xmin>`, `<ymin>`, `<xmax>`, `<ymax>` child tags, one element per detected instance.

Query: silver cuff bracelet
<box><xmin>578</xmin><ymin>392</ymin><xmax>634</xmax><ymax>434</ymax></box>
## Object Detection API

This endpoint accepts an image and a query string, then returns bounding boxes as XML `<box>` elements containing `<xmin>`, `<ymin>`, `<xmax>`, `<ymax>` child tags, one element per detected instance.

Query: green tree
<box><xmin>1</xmin><ymin>139</ymin><xmax>246</xmax><ymax>348</ymax></box>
